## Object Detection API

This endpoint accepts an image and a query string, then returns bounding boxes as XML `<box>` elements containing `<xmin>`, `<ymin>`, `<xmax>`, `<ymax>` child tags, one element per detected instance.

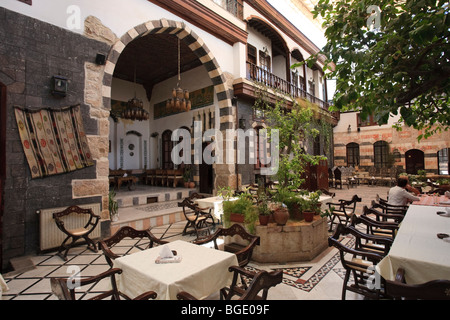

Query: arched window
<box><xmin>405</xmin><ymin>149</ymin><xmax>425</xmax><ymax>174</ymax></box>
<box><xmin>346</xmin><ymin>142</ymin><xmax>360</xmax><ymax>167</ymax></box>
<box><xmin>437</xmin><ymin>148</ymin><xmax>449</xmax><ymax>175</ymax></box>
<box><xmin>162</xmin><ymin>130</ymin><xmax>173</xmax><ymax>169</ymax></box>
<box><xmin>373</xmin><ymin>141</ymin><xmax>389</xmax><ymax>168</ymax></box>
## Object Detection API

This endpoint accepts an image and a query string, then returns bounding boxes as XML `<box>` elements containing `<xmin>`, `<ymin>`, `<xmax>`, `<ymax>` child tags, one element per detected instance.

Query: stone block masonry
<box><xmin>0</xmin><ymin>7</ymin><xmax>110</xmax><ymax>271</ymax></box>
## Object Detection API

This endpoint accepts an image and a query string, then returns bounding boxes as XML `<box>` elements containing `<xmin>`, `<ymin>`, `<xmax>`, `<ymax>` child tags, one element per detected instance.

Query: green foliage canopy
<box><xmin>303</xmin><ymin>0</ymin><xmax>450</xmax><ymax>140</ymax></box>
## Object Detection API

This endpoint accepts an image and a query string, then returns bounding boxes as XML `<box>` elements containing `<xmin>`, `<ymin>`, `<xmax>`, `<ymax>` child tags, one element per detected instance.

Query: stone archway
<box><xmin>101</xmin><ymin>19</ymin><xmax>237</xmax><ymax>194</ymax></box>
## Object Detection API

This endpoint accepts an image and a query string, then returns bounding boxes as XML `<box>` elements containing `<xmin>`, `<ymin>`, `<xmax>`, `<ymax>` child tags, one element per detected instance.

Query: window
<box><xmin>438</xmin><ymin>148</ymin><xmax>449</xmax><ymax>175</ymax></box>
<box><xmin>259</xmin><ymin>50</ymin><xmax>271</xmax><ymax>72</ymax></box>
<box><xmin>308</xmin><ymin>80</ymin><xmax>315</xmax><ymax>96</ymax></box>
<box><xmin>373</xmin><ymin>141</ymin><xmax>389</xmax><ymax>168</ymax></box>
<box><xmin>247</xmin><ymin>44</ymin><xmax>257</xmax><ymax>80</ymax></box>
<box><xmin>346</xmin><ymin>143</ymin><xmax>360</xmax><ymax>167</ymax></box>
<box><xmin>357</xmin><ymin>113</ymin><xmax>378</xmax><ymax>127</ymax></box>
<box><xmin>313</xmin><ymin>135</ymin><xmax>321</xmax><ymax>156</ymax></box>
<box><xmin>255</xmin><ymin>126</ymin><xmax>267</xmax><ymax>169</ymax></box>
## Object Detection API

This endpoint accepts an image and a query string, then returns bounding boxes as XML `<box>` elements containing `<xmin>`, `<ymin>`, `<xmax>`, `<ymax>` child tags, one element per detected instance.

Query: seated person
<box><xmin>387</xmin><ymin>177</ymin><xmax>420</xmax><ymax>206</ymax></box>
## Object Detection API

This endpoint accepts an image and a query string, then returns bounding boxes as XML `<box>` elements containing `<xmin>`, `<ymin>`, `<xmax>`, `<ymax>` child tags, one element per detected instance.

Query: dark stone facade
<box><xmin>0</xmin><ymin>7</ymin><xmax>110</xmax><ymax>271</ymax></box>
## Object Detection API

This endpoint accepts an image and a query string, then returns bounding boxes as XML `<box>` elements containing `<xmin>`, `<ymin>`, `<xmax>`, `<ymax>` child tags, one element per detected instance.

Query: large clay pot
<box><xmin>303</xmin><ymin>211</ymin><xmax>314</xmax><ymax>222</ymax></box>
<box><xmin>230</xmin><ymin>213</ymin><xmax>245</xmax><ymax>223</ymax></box>
<box><xmin>259</xmin><ymin>214</ymin><xmax>270</xmax><ymax>226</ymax></box>
<box><xmin>273</xmin><ymin>207</ymin><xmax>289</xmax><ymax>226</ymax></box>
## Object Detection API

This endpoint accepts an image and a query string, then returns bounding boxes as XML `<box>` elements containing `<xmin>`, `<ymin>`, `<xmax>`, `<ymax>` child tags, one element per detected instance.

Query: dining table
<box><xmin>376</xmin><ymin>203</ymin><xmax>450</xmax><ymax>284</ymax></box>
<box><xmin>194</xmin><ymin>196</ymin><xmax>238</xmax><ymax>221</ymax></box>
<box><xmin>412</xmin><ymin>194</ymin><xmax>450</xmax><ymax>206</ymax></box>
<box><xmin>112</xmin><ymin>240</ymin><xmax>239</xmax><ymax>300</ymax></box>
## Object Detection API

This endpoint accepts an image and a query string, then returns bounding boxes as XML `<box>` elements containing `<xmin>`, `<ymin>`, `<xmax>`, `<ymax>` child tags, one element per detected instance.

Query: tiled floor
<box><xmin>1</xmin><ymin>185</ymin><xmax>390</xmax><ymax>300</ymax></box>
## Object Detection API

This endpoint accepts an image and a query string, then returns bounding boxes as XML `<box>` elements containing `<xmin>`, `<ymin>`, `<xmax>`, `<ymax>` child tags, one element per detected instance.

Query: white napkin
<box><xmin>159</xmin><ymin>245</ymin><xmax>174</xmax><ymax>259</ymax></box>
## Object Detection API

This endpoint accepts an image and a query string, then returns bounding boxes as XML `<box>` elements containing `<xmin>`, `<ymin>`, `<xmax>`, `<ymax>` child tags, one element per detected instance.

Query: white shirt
<box><xmin>387</xmin><ymin>186</ymin><xmax>420</xmax><ymax>206</ymax></box>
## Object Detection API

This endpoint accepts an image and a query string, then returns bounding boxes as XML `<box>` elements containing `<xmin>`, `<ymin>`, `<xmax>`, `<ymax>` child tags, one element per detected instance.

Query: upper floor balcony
<box><xmin>246</xmin><ymin>62</ymin><xmax>330</xmax><ymax>111</ymax></box>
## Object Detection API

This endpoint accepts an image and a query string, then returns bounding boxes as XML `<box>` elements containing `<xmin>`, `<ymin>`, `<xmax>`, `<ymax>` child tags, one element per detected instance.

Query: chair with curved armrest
<box><xmin>385</xmin><ymin>268</ymin><xmax>450</xmax><ymax>300</ymax></box>
<box><xmin>51</xmin><ymin>268</ymin><xmax>157</xmax><ymax>300</ymax></box>
<box><xmin>193</xmin><ymin>223</ymin><xmax>260</xmax><ymax>268</ymax></box>
<box><xmin>327</xmin><ymin>194</ymin><xmax>362</xmax><ymax>231</ymax></box>
<box><xmin>53</xmin><ymin>205</ymin><xmax>100</xmax><ymax>261</ymax></box>
<box><xmin>329</xmin><ymin>224</ymin><xmax>385</xmax><ymax>300</ymax></box>
<box><xmin>176</xmin><ymin>266</ymin><xmax>283</xmax><ymax>301</ymax></box>
<box><xmin>98</xmin><ymin>226</ymin><xmax>168</xmax><ymax>267</ymax></box>
<box><xmin>178</xmin><ymin>198</ymin><xmax>212</xmax><ymax>239</ymax></box>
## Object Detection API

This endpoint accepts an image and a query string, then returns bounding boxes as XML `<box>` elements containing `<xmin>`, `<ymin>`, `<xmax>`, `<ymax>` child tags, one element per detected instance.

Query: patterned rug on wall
<box><xmin>14</xmin><ymin>104</ymin><xmax>94</xmax><ymax>179</ymax></box>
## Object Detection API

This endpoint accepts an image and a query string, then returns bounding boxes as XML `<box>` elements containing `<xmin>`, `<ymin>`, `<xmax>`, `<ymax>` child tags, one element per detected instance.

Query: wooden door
<box><xmin>199</xmin><ymin>142</ymin><xmax>213</xmax><ymax>194</ymax></box>
<box><xmin>405</xmin><ymin>149</ymin><xmax>424</xmax><ymax>174</ymax></box>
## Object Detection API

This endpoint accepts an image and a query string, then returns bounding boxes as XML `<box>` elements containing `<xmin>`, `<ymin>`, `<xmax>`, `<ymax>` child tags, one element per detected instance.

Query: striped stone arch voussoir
<box><xmin>102</xmin><ymin>18</ymin><xmax>235</xmax><ymax>131</ymax></box>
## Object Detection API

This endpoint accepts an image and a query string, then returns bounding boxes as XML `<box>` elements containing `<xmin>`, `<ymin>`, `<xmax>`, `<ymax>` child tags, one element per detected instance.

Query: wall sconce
<box><xmin>347</xmin><ymin>124</ymin><xmax>351</xmax><ymax>133</ymax></box>
<box><xmin>51</xmin><ymin>75</ymin><xmax>68</xmax><ymax>97</ymax></box>
<box><xmin>239</xmin><ymin>117</ymin><xmax>246</xmax><ymax>130</ymax></box>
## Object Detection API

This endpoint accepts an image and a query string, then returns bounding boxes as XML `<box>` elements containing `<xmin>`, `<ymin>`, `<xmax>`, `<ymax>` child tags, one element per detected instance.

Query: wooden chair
<box><xmin>178</xmin><ymin>198</ymin><xmax>212</xmax><ymax>239</ymax></box>
<box><xmin>177</xmin><ymin>266</ymin><xmax>283</xmax><ymax>301</ymax></box>
<box><xmin>98</xmin><ymin>226</ymin><xmax>168</xmax><ymax>267</ymax></box>
<box><xmin>166</xmin><ymin>169</ymin><xmax>184</xmax><ymax>188</ymax></box>
<box><xmin>333</xmin><ymin>167</ymin><xmax>342</xmax><ymax>189</ymax></box>
<box><xmin>51</xmin><ymin>268</ymin><xmax>157</xmax><ymax>300</ymax></box>
<box><xmin>193</xmin><ymin>224</ymin><xmax>260</xmax><ymax>268</ymax></box>
<box><xmin>327</xmin><ymin>194</ymin><xmax>362</xmax><ymax>231</ymax></box>
<box><xmin>347</xmin><ymin>218</ymin><xmax>393</xmax><ymax>257</ymax></box>
<box><xmin>328</xmin><ymin>224</ymin><xmax>384</xmax><ymax>300</ymax></box>
<box><xmin>358</xmin><ymin>207</ymin><xmax>400</xmax><ymax>239</ymax></box>
<box><xmin>53</xmin><ymin>205</ymin><xmax>100</xmax><ymax>261</ymax></box>
<box><xmin>154</xmin><ymin>169</ymin><xmax>166</xmax><ymax>186</ymax></box>
<box><xmin>365</xmin><ymin>204</ymin><xmax>404</xmax><ymax>224</ymax></box>
<box><xmin>385</xmin><ymin>268</ymin><xmax>450</xmax><ymax>300</ymax></box>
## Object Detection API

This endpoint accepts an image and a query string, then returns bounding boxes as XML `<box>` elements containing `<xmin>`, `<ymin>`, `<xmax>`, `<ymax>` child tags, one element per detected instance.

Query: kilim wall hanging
<box><xmin>14</xmin><ymin>104</ymin><xmax>94</xmax><ymax>179</ymax></box>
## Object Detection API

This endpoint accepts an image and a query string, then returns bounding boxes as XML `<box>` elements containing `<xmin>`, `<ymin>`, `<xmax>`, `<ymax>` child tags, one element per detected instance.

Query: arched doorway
<box><xmin>102</xmin><ymin>19</ymin><xmax>236</xmax><ymax>191</ymax></box>
<box><xmin>405</xmin><ymin>149</ymin><xmax>425</xmax><ymax>174</ymax></box>
<box><xmin>0</xmin><ymin>82</ymin><xmax>5</xmax><ymax>269</ymax></box>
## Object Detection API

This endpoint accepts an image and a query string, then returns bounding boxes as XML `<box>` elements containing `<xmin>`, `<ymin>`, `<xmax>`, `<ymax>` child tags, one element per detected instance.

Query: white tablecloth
<box><xmin>376</xmin><ymin>204</ymin><xmax>450</xmax><ymax>284</ymax></box>
<box><xmin>113</xmin><ymin>240</ymin><xmax>238</xmax><ymax>300</ymax></box>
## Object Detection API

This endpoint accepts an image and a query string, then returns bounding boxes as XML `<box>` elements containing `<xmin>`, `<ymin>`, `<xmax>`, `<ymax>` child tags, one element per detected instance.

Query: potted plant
<box><xmin>109</xmin><ymin>190</ymin><xmax>119</xmax><ymax>222</ymax></box>
<box><xmin>223</xmin><ymin>192</ymin><xmax>253</xmax><ymax>224</ymax></box>
<box><xmin>223</xmin><ymin>192</ymin><xmax>259</xmax><ymax>233</ymax></box>
<box><xmin>299</xmin><ymin>191</ymin><xmax>321</xmax><ymax>222</ymax></box>
<box><xmin>256</xmin><ymin>192</ymin><xmax>271</xmax><ymax>226</ymax></box>
<box><xmin>183</xmin><ymin>166</ymin><xmax>190</xmax><ymax>188</ymax></box>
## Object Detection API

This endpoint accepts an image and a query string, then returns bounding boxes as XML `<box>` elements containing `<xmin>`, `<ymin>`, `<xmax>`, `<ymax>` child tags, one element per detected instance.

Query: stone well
<box><xmin>251</xmin><ymin>216</ymin><xmax>329</xmax><ymax>263</ymax></box>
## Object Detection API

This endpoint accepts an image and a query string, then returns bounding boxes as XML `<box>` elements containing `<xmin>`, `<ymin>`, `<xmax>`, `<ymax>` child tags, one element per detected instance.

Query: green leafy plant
<box><xmin>300</xmin><ymin>191</ymin><xmax>322</xmax><ymax>214</ymax></box>
<box><xmin>217</xmin><ymin>186</ymin><xmax>234</xmax><ymax>200</ymax></box>
<box><xmin>223</xmin><ymin>192</ymin><xmax>258</xmax><ymax>234</ymax></box>
<box><xmin>108</xmin><ymin>190</ymin><xmax>118</xmax><ymax>219</ymax></box>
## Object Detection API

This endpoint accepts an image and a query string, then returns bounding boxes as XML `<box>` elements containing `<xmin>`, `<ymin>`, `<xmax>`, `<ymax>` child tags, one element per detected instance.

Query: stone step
<box><xmin>110</xmin><ymin>200</ymin><xmax>187</xmax><ymax>235</ymax></box>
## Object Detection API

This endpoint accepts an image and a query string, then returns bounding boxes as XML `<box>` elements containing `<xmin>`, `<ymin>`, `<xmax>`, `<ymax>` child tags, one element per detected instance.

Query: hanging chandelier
<box><xmin>166</xmin><ymin>38</ymin><xmax>191</xmax><ymax>112</ymax></box>
<box><xmin>121</xmin><ymin>63</ymin><xmax>150</xmax><ymax>121</ymax></box>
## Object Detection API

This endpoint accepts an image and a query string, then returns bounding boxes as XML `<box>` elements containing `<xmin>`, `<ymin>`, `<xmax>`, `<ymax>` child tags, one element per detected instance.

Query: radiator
<box><xmin>37</xmin><ymin>203</ymin><xmax>102</xmax><ymax>251</ymax></box>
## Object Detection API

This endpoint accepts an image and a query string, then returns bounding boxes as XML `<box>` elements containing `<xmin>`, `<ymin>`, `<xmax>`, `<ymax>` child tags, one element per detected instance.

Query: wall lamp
<box><xmin>51</xmin><ymin>75</ymin><xmax>68</xmax><ymax>97</ymax></box>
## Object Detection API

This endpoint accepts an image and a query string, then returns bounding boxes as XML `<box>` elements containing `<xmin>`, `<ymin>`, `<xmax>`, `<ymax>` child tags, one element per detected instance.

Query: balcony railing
<box><xmin>211</xmin><ymin>0</ymin><xmax>243</xmax><ymax>19</ymax></box>
<box><xmin>247</xmin><ymin>62</ymin><xmax>330</xmax><ymax>111</ymax></box>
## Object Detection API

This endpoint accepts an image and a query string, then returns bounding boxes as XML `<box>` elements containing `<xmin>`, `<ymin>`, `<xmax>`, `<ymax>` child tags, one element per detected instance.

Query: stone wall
<box><xmin>0</xmin><ymin>8</ymin><xmax>110</xmax><ymax>270</ymax></box>
<box><xmin>334</xmin><ymin>124</ymin><xmax>450</xmax><ymax>173</ymax></box>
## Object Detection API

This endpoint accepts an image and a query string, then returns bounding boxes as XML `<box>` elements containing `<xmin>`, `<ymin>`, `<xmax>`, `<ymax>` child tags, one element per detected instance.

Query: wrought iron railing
<box><xmin>246</xmin><ymin>62</ymin><xmax>330</xmax><ymax>111</ymax></box>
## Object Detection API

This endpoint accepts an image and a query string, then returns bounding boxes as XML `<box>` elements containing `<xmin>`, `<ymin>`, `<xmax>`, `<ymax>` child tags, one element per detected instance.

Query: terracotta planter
<box><xmin>189</xmin><ymin>182</ymin><xmax>195</xmax><ymax>188</ymax></box>
<box><xmin>230</xmin><ymin>213</ymin><xmax>245</xmax><ymax>223</ymax></box>
<box><xmin>259</xmin><ymin>214</ymin><xmax>270</xmax><ymax>226</ymax></box>
<box><xmin>184</xmin><ymin>182</ymin><xmax>189</xmax><ymax>188</ymax></box>
<box><xmin>273</xmin><ymin>207</ymin><xmax>289</xmax><ymax>226</ymax></box>
<box><xmin>303</xmin><ymin>211</ymin><xmax>314</xmax><ymax>222</ymax></box>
